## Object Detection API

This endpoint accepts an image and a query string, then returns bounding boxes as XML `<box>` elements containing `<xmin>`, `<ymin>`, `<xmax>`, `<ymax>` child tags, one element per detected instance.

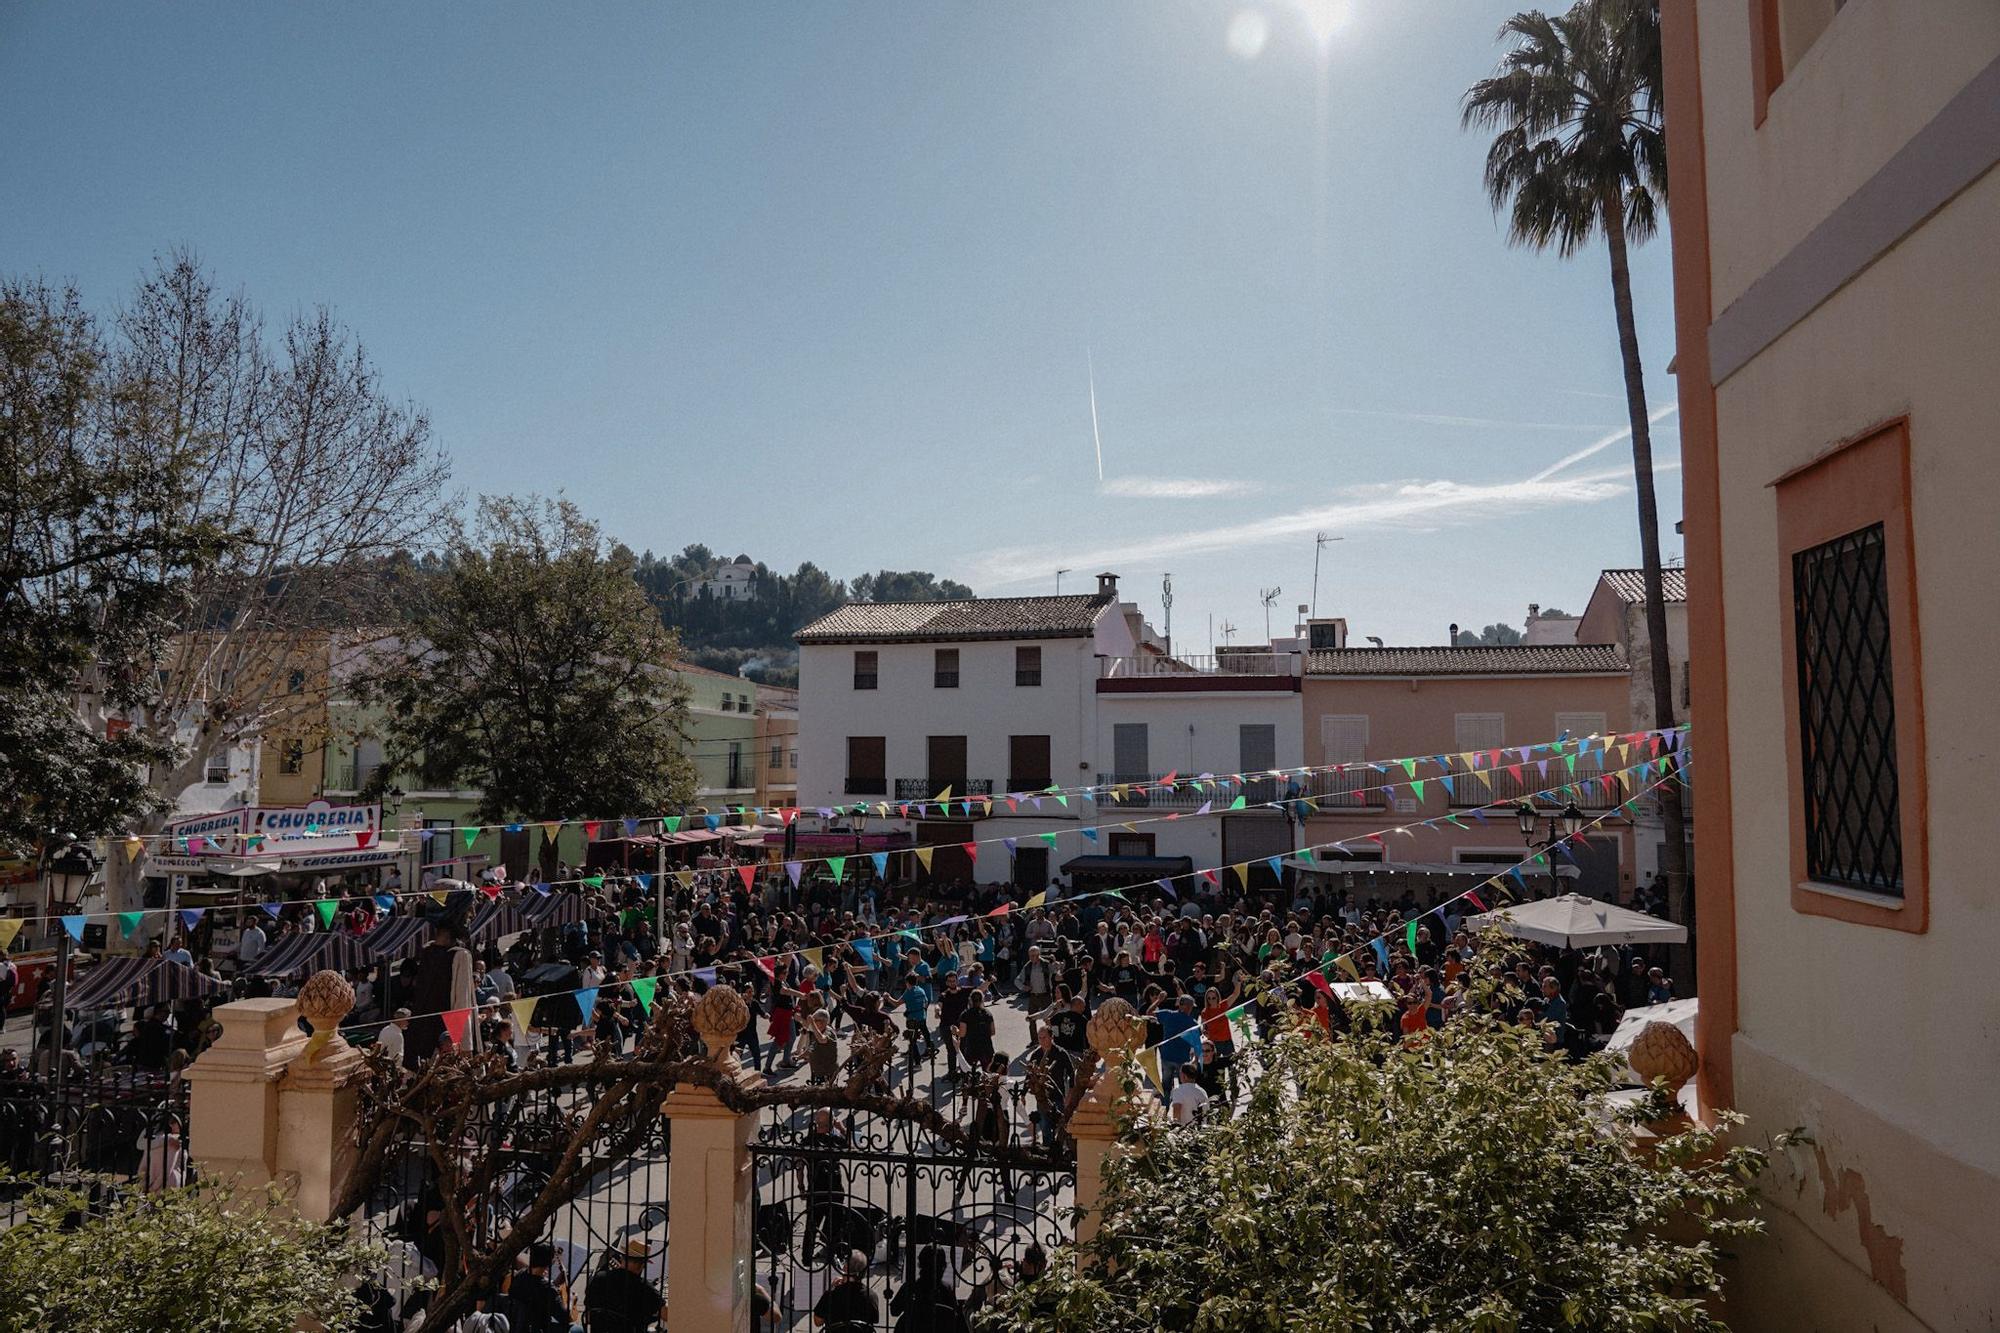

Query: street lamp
<box><xmin>1513</xmin><ymin>802</ymin><xmax>1584</xmax><ymax>897</ymax></box>
<box><xmin>40</xmin><ymin>834</ymin><xmax>99</xmax><ymax>1103</ymax></box>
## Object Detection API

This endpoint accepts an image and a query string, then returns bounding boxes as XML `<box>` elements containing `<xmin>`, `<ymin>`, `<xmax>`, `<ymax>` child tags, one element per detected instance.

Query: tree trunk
<box><xmin>1602</xmin><ymin>191</ymin><xmax>1691</xmax><ymax>956</ymax></box>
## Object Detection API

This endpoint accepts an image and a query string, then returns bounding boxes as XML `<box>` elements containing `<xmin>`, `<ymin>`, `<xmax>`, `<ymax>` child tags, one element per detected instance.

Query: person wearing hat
<box><xmin>583</xmin><ymin>1236</ymin><xmax>664</xmax><ymax>1332</ymax></box>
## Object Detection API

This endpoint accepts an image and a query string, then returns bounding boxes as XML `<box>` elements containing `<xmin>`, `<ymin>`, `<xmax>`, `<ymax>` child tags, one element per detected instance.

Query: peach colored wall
<box><xmin>1300</xmin><ymin>673</ymin><xmax>1635</xmax><ymax>895</ymax></box>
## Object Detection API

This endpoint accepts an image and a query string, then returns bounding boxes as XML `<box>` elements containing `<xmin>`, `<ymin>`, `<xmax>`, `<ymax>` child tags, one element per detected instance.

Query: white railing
<box><xmin>1100</xmin><ymin>652</ymin><xmax>1302</xmax><ymax>678</ymax></box>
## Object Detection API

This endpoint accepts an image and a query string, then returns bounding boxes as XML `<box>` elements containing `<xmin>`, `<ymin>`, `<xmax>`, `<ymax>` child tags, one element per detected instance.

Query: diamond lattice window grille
<box><xmin>1792</xmin><ymin>522</ymin><xmax>1903</xmax><ymax>896</ymax></box>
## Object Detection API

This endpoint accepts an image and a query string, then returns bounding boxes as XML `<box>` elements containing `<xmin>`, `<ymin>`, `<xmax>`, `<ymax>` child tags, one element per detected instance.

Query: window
<box><xmin>204</xmin><ymin>749</ymin><xmax>230</xmax><ymax>784</ymax></box>
<box><xmin>926</xmin><ymin>735</ymin><xmax>967</xmax><ymax>792</ymax></box>
<box><xmin>1239</xmin><ymin>723</ymin><xmax>1277</xmax><ymax>774</ymax></box>
<box><xmin>726</xmin><ymin>742</ymin><xmax>745</xmax><ymax>790</ymax></box>
<box><xmin>1752</xmin><ymin>0</ymin><xmax>1850</xmax><ymax>124</ymax></box>
<box><xmin>1454</xmin><ymin>712</ymin><xmax>1505</xmax><ymax>754</ymax></box>
<box><xmin>1111</xmin><ymin>723</ymin><xmax>1150</xmax><ymax>780</ymax></box>
<box><xmin>853</xmin><ymin>651</ymin><xmax>878</xmax><ymax>690</ymax></box>
<box><xmin>789</xmin><ymin>749</ymin><xmax>798</xmax><ymax>770</ymax></box>
<box><xmin>845</xmin><ymin>736</ymin><xmax>887</xmax><ymax>795</ymax></box>
<box><xmin>769</xmin><ymin>744</ymin><xmax>783</xmax><ymax>769</ymax></box>
<box><xmin>1556</xmin><ymin>711</ymin><xmax>1607</xmax><ymax>742</ymax></box>
<box><xmin>1317</xmin><ymin>714</ymin><xmax>1371</xmax><ymax>808</ymax></box>
<box><xmin>1008</xmin><ymin>735</ymin><xmax>1052</xmax><ymax>790</ymax></box>
<box><xmin>1108</xmin><ymin>832</ymin><xmax>1155</xmax><ymax>857</ymax></box>
<box><xmin>1015</xmin><ymin>646</ymin><xmax>1042</xmax><ymax>687</ymax></box>
<box><xmin>934</xmin><ymin>648</ymin><xmax>960</xmax><ymax>688</ymax></box>
<box><xmin>279</xmin><ymin>740</ymin><xmax>305</xmax><ymax>775</ymax></box>
<box><xmin>1777</xmin><ymin>418</ymin><xmax>1926</xmax><ymax>931</ymax></box>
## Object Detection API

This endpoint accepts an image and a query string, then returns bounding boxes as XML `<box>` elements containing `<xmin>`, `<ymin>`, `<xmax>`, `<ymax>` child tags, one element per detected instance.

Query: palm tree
<box><xmin>1463</xmin><ymin>0</ymin><xmax>1688</xmax><ymax>915</ymax></box>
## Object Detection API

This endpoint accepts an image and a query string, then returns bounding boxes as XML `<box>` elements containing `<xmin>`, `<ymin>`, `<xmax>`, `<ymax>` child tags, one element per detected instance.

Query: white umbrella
<box><xmin>1463</xmin><ymin>893</ymin><xmax>1686</xmax><ymax>948</ymax></box>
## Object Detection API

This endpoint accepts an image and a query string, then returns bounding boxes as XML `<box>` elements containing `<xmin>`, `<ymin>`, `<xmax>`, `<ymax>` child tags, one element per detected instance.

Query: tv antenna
<box><xmin>1259</xmin><ymin>586</ymin><xmax>1283</xmax><ymax>644</ymax></box>
<box><xmin>1312</xmin><ymin>532</ymin><xmax>1345</xmax><ymax>617</ymax></box>
<box><xmin>1218</xmin><ymin>619</ymin><xmax>1238</xmax><ymax>648</ymax></box>
<box><xmin>1160</xmin><ymin>573</ymin><xmax>1174</xmax><ymax>655</ymax></box>
<box><xmin>1055</xmin><ymin>567</ymin><xmax>1071</xmax><ymax>594</ymax></box>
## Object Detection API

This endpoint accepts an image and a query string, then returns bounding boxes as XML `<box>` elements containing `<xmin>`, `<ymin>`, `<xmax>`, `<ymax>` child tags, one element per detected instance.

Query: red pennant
<box><xmin>1305</xmin><ymin>970</ymin><xmax>1333</xmax><ymax>996</ymax></box>
<box><xmin>1005</xmin><ymin>797</ymin><xmax>1018</xmax><ymax>812</ymax></box>
<box><xmin>780</xmin><ymin>808</ymin><xmax>798</xmax><ymax>825</ymax></box>
<box><xmin>988</xmin><ymin>902</ymin><xmax>1012</xmax><ymax>917</ymax></box>
<box><xmin>754</xmin><ymin>955</ymin><xmax>775</xmax><ymax>978</ymax></box>
<box><xmin>737</xmin><ymin>864</ymin><xmax>757</xmax><ymax>891</ymax></box>
<box><xmin>355</xmin><ymin>830</ymin><xmax>375</xmax><ymax>850</ymax></box>
<box><xmin>583</xmin><ymin>821</ymin><xmax>602</xmax><ymax>841</ymax></box>
<box><xmin>962</xmin><ymin>842</ymin><xmax>978</xmax><ymax>862</ymax></box>
<box><xmin>479</xmin><ymin>881</ymin><xmax>501</xmax><ymax>900</ymax></box>
<box><xmin>1366</xmin><ymin>833</ymin><xmax>1385</xmax><ymax>846</ymax></box>
<box><xmin>1162</xmin><ymin>770</ymin><xmax>1178</xmax><ymax>785</ymax></box>
<box><xmin>441</xmin><ymin>1009</ymin><xmax>470</xmax><ymax>1046</ymax></box>
<box><xmin>1201</xmin><ymin>869</ymin><xmax>1220</xmax><ymax>886</ymax></box>
<box><xmin>1465</xmin><ymin>889</ymin><xmax>1486</xmax><ymax>911</ymax></box>
<box><xmin>1507</xmin><ymin>763</ymin><xmax>1524</xmax><ymax>781</ymax></box>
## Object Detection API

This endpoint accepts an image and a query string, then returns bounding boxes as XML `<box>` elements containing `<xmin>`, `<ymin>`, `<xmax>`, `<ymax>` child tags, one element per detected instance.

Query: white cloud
<box><xmin>974</xmin><ymin>471</ymin><xmax>1629</xmax><ymax>587</ymax></box>
<box><xmin>1099</xmin><ymin>476</ymin><xmax>1260</xmax><ymax>500</ymax></box>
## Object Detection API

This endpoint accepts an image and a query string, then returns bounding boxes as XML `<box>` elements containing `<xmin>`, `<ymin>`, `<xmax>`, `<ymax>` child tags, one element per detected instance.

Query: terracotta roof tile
<box><xmin>1598</xmin><ymin>568</ymin><xmax>1687</xmax><ymax>604</ymax></box>
<box><xmin>795</xmin><ymin>594</ymin><xmax>1111</xmax><ymax>644</ymax></box>
<box><xmin>1306</xmin><ymin>644</ymin><xmax>1628</xmax><ymax>676</ymax></box>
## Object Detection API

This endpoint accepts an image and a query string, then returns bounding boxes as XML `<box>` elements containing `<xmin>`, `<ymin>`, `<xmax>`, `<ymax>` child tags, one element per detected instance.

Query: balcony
<box><xmin>1095</xmin><ymin>773</ymin><xmax>1295</xmax><ymax>810</ymax></box>
<box><xmin>1097</xmin><ymin>652</ymin><xmax>1303</xmax><ymax>693</ymax></box>
<box><xmin>1444</xmin><ymin>761</ymin><xmax>1618</xmax><ymax>810</ymax></box>
<box><xmin>893</xmin><ymin>778</ymin><xmax>994</xmax><ymax>802</ymax></box>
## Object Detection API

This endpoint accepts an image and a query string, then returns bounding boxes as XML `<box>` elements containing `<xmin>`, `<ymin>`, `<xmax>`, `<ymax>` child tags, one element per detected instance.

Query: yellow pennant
<box><xmin>510</xmin><ymin>997</ymin><xmax>538</xmax><ymax>1033</ymax></box>
<box><xmin>1026</xmin><ymin>891</ymin><xmax>1047</xmax><ymax>909</ymax></box>
<box><xmin>430</xmin><ymin>890</ymin><xmax>449</xmax><ymax>905</ymax></box>
<box><xmin>1138</xmin><ymin>1047</ymin><xmax>1164</xmax><ymax>1090</ymax></box>
<box><xmin>932</xmin><ymin>785</ymin><xmax>952</xmax><ymax>803</ymax></box>
<box><xmin>0</xmin><ymin>919</ymin><xmax>22</xmax><ymax>951</ymax></box>
<box><xmin>1335</xmin><ymin>953</ymin><xmax>1361</xmax><ymax>981</ymax></box>
<box><xmin>1233</xmin><ymin>862</ymin><xmax>1251</xmax><ymax>887</ymax></box>
<box><xmin>802</xmin><ymin>946</ymin><xmax>824</xmax><ymax>971</ymax></box>
<box><xmin>914</xmin><ymin>847</ymin><xmax>933</xmax><ymax>871</ymax></box>
<box><xmin>124</xmin><ymin>837</ymin><xmax>144</xmax><ymax>862</ymax></box>
<box><xmin>542</xmin><ymin>821</ymin><xmax>562</xmax><ymax>843</ymax></box>
<box><xmin>676</xmin><ymin>870</ymin><xmax>696</xmax><ymax>889</ymax></box>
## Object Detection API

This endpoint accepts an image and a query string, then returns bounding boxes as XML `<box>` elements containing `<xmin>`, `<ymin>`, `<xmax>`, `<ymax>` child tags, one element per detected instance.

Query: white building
<box><xmin>697</xmin><ymin>555</ymin><xmax>759</xmax><ymax>602</ymax></box>
<box><xmin>795</xmin><ymin>573</ymin><xmax>1306</xmax><ymax>891</ymax></box>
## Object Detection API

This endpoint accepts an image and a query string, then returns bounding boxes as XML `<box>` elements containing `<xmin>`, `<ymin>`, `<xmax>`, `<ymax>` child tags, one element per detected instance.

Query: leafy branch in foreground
<box><xmin>987</xmin><ymin>1009</ymin><xmax>1777</xmax><ymax>1333</ymax></box>
<box><xmin>0</xmin><ymin>1176</ymin><xmax>388</xmax><ymax>1333</ymax></box>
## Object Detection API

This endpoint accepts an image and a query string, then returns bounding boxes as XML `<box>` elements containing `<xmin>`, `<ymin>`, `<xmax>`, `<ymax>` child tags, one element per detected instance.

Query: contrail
<box><xmin>1087</xmin><ymin>347</ymin><xmax>1105</xmax><ymax>483</ymax></box>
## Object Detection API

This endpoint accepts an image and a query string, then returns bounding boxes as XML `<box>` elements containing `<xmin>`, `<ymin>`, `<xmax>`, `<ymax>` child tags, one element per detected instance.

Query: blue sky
<box><xmin>3</xmin><ymin>0</ymin><xmax>1683</xmax><ymax>648</ymax></box>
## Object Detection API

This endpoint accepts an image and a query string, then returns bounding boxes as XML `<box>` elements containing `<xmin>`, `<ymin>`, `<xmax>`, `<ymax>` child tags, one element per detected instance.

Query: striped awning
<box><xmin>362</xmin><ymin>916</ymin><xmax>432</xmax><ymax>961</ymax></box>
<box><xmin>467</xmin><ymin>897</ymin><xmax>533</xmax><ymax>943</ymax></box>
<box><xmin>522</xmin><ymin>890</ymin><xmax>586</xmax><ymax>929</ymax></box>
<box><xmin>244</xmin><ymin>931</ymin><xmax>372</xmax><ymax>978</ymax></box>
<box><xmin>65</xmin><ymin>958</ymin><xmax>227</xmax><ymax>1010</ymax></box>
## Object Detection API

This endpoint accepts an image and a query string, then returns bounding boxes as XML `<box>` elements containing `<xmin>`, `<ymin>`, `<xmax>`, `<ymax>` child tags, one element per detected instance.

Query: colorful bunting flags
<box><xmin>460</xmin><ymin>826</ymin><xmax>478</xmax><ymax>851</ymax></box>
<box><xmin>0</xmin><ymin>919</ymin><xmax>25</xmax><ymax>951</ymax></box>
<box><xmin>441</xmin><ymin>1009</ymin><xmax>471</xmax><ymax>1046</ymax></box>
<box><xmin>315</xmin><ymin>899</ymin><xmax>338</xmax><ymax>929</ymax></box>
<box><xmin>828</xmin><ymin>856</ymin><xmax>846</xmax><ymax>884</ymax></box>
<box><xmin>870</xmin><ymin>852</ymin><xmax>888</xmax><ymax>879</ymax></box>
<box><xmin>118</xmin><ymin>911</ymin><xmax>145</xmax><ymax>939</ymax></box>
<box><xmin>737</xmin><ymin>865</ymin><xmax>757</xmax><ymax>892</ymax></box>
<box><xmin>510</xmin><ymin>997</ymin><xmax>538</xmax><ymax>1034</ymax></box>
<box><xmin>180</xmin><ymin>908</ymin><xmax>205</xmax><ymax>931</ymax></box>
<box><xmin>630</xmin><ymin>976</ymin><xmax>657</xmax><ymax>1014</ymax></box>
<box><xmin>574</xmin><ymin>987</ymin><xmax>599</xmax><ymax>1023</ymax></box>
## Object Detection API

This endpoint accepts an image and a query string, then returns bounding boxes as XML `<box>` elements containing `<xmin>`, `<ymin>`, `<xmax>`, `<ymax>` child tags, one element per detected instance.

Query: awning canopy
<box><xmin>363</xmin><ymin>915</ymin><xmax>431</xmax><ymax>961</ymax></box>
<box><xmin>1464</xmin><ymin>893</ymin><xmax>1687</xmax><ymax>948</ymax></box>
<box><xmin>523</xmin><ymin>890</ymin><xmax>586</xmax><ymax>928</ymax></box>
<box><xmin>65</xmin><ymin>957</ymin><xmax>227</xmax><ymax>1010</ymax></box>
<box><xmin>244</xmin><ymin>930</ymin><xmax>373</xmax><ymax>978</ymax></box>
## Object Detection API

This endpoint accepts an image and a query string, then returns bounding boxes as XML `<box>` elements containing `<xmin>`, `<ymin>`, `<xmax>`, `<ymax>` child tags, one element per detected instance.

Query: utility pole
<box><xmin>1160</xmin><ymin>574</ymin><xmax>1173</xmax><ymax>656</ymax></box>
<box><xmin>1312</xmin><ymin>532</ymin><xmax>1345</xmax><ymax>617</ymax></box>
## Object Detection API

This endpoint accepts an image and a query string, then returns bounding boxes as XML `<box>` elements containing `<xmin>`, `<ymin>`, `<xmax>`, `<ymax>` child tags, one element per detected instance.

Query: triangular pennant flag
<box><xmin>441</xmin><ymin>1009</ymin><xmax>471</xmax><ymax>1045</ymax></box>
<box><xmin>663</xmin><ymin>816</ymin><xmax>682</xmax><ymax>834</ymax></box>
<box><xmin>315</xmin><ymin>899</ymin><xmax>338</xmax><ymax>928</ymax></box>
<box><xmin>1232</xmin><ymin>862</ymin><xmax>1251</xmax><ymax>888</ymax></box>
<box><xmin>246</xmin><ymin>834</ymin><xmax>265</xmax><ymax>852</ymax></box>
<box><xmin>460</xmin><ymin>826</ymin><xmax>478</xmax><ymax>851</ymax></box>
<box><xmin>1335</xmin><ymin>953</ymin><xmax>1361</xmax><ymax>981</ymax></box>
<box><xmin>630</xmin><ymin>976</ymin><xmax>657</xmax><ymax>1014</ymax></box>
<box><xmin>704</xmin><ymin>814</ymin><xmax>721</xmax><ymax>831</ymax></box>
<box><xmin>375</xmin><ymin>894</ymin><xmax>396</xmax><ymax>912</ymax></box>
<box><xmin>1406</xmin><ymin>919</ymin><xmax>1420</xmax><ymax>955</ymax></box>
<box><xmin>1080</xmin><ymin>827</ymin><xmax>1098</xmax><ymax>843</ymax></box>
<box><xmin>1026</xmin><ymin>891</ymin><xmax>1048</xmax><ymax>909</ymax></box>
<box><xmin>988</xmin><ymin>901</ymin><xmax>1011</xmax><ymax>917</ymax></box>
<box><xmin>1156</xmin><ymin>878</ymin><xmax>1176</xmax><ymax>897</ymax></box>
<box><xmin>1194</xmin><ymin>800</ymin><xmax>1212</xmax><ymax>816</ymax></box>
<box><xmin>480</xmin><ymin>881</ymin><xmax>502</xmax><ymax>900</ymax></box>
<box><xmin>852</xmin><ymin>939</ymin><xmax>875</xmax><ymax>964</ymax></box>
<box><xmin>180</xmin><ymin>908</ymin><xmax>206</xmax><ymax>931</ymax></box>
<box><xmin>1266</xmin><ymin>856</ymin><xmax>1284</xmax><ymax>879</ymax></box>
<box><xmin>623</xmin><ymin>818</ymin><xmax>639</xmax><ymax>837</ymax></box>
<box><xmin>785</xmin><ymin>861</ymin><xmax>803</xmax><ymax>887</ymax></box>
<box><xmin>1228</xmin><ymin>795</ymin><xmax>1247</xmax><ymax>810</ymax></box>
<box><xmin>259</xmin><ymin>900</ymin><xmax>284</xmax><ymax>918</ymax></box>
<box><xmin>1465</xmin><ymin>889</ymin><xmax>1486</xmax><ymax>911</ymax></box>
<box><xmin>802</xmin><ymin>946</ymin><xmax>824</xmax><ymax>971</ymax></box>
<box><xmin>694</xmin><ymin>967</ymin><xmax>718</xmax><ymax>985</ymax></box>
<box><xmin>123</xmin><ymin>837</ymin><xmax>143</xmax><ymax>862</ymax></box>
<box><xmin>828</xmin><ymin>856</ymin><xmax>847</xmax><ymax>884</ymax></box>
<box><xmin>430</xmin><ymin>889</ymin><xmax>449</xmax><ymax>905</ymax></box>
<box><xmin>1400</xmin><ymin>758</ymin><xmax>1418</xmax><ymax>778</ymax></box>
<box><xmin>914</xmin><ymin>846</ymin><xmax>935</xmax><ymax>872</ymax></box>
<box><xmin>583</xmin><ymin>873</ymin><xmax>606</xmax><ymax>889</ymax></box>
<box><xmin>355</xmin><ymin>830</ymin><xmax>375</xmax><ymax>850</ymax></box>
<box><xmin>1409</xmin><ymin>779</ymin><xmax>1426</xmax><ymax>801</ymax></box>
<box><xmin>510</xmin><ymin>997</ymin><xmax>538</xmax><ymax>1033</ymax></box>
<box><xmin>1039</xmin><ymin>832</ymin><xmax>1058</xmax><ymax>849</ymax></box>
<box><xmin>532</xmin><ymin>880</ymin><xmax>552</xmax><ymax>896</ymax></box>
<box><xmin>635</xmin><ymin>872</ymin><xmax>653</xmax><ymax>893</ymax></box>
<box><xmin>1370</xmin><ymin>938</ymin><xmax>1390</xmax><ymax>974</ymax></box>
<box><xmin>1305</xmin><ymin>970</ymin><xmax>1333</xmax><ymax>997</ymax></box>
<box><xmin>583</xmin><ymin>821</ymin><xmax>602</xmax><ymax>841</ymax></box>
<box><xmin>574</xmin><ymin>987</ymin><xmax>600</xmax><ymax>1024</ymax></box>
<box><xmin>0</xmin><ymin>918</ymin><xmax>27</xmax><ymax>951</ymax></box>
<box><xmin>870</xmin><ymin>852</ymin><xmax>888</xmax><ymax>879</ymax></box>
<box><xmin>932</xmin><ymin>784</ymin><xmax>952</xmax><ymax>803</ymax></box>
<box><xmin>1138</xmin><ymin>1046</ymin><xmax>1164</xmax><ymax>1091</ymax></box>
<box><xmin>118</xmin><ymin>911</ymin><xmax>145</xmax><ymax>939</ymax></box>
<box><xmin>962</xmin><ymin>841</ymin><xmax>979</xmax><ymax>863</ymax></box>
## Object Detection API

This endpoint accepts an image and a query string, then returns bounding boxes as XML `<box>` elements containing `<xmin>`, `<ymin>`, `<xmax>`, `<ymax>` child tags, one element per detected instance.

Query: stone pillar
<box><xmin>185</xmin><ymin>997</ymin><xmax>307</xmax><ymax>1190</ymax></box>
<box><xmin>184</xmin><ymin>971</ymin><xmax>369</xmax><ymax>1221</ymax></box>
<box><xmin>1068</xmin><ymin>998</ymin><xmax>1160</xmax><ymax>1251</ymax></box>
<box><xmin>665</xmin><ymin>985</ymin><xmax>765</xmax><ymax>1333</ymax></box>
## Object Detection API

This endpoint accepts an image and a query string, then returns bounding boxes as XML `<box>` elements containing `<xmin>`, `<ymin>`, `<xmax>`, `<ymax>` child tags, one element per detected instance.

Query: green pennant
<box><xmin>1410</xmin><ymin>779</ymin><xmax>1426</xmax><ymax>801</ymax></box>
<box><xmin>460</xmin><ymin>826</ymin><xmax>478</xmax><ymax>851</ymax></box>
<box><xmin>1405</xmin><ymin>920</ymin><xmax>1419</xmax><ymax>955</ymax></box>
<box><xmin>664</xmin><ymin>816</ymin><xmax>682</xmax><ymax>833</ymax></box>
<box><xmin>584</xmin><ymin>874</ymin><xmax>605</xmax><ymax>889</ymax></box>
<box><xmin>117</xmin><ymin>911</ymin><xmax>145</xmax><ymax>939</ymax></box>
<box><xmin>1228</xmin><ymin>795</ymin><xmax>1247</xmax><ymax>810</ymax></box>
<box><xmin>1399</xmin><ymin>758</ymin><xmax>1418</xmax><ymax>778</ymax></box>
<box><xmin>828</xmin><ymin>856</ymin><xmax>846</xmax><ymax>884</ymax></box>
<box><xmin>315</xmin><ymin>899</ymin><xmax>338</xmax><ymax>928</ymax></box>
<box><xmin>1564</xmin><ymin>752</ymin><xmax>1579</xmax><ymax>774</ymax></box>
<box><xmin>1039</xmin><ymin>832</ymin><xmax>1058</xmax><ymax>848</ymax></box>
<box><xmin>629</xmin><ymin>976</ymin><xmax>657</xmax><ymax>1014</ymax></box>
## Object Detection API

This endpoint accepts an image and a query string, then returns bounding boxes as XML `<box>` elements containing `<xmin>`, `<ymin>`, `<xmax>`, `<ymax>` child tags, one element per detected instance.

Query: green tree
<box><xmin>0</xmin><ymin>1178</ymin><xmax>387</xmax><ymax>1333</ymax></box>
<box><xmin>1463</xmin><ymin>0</ymin><xmax>1687</xmax><ymax>909</ymax></box>
<box><xmin>850</xmin><ymin>568</ymin><xmax>974</xmax><ymax>603</ymax></box>
<box><xmin>369</xmin><ymin>495</ymin><xmax>695</xmax><ymax>872</ymax></box>
<box><xmin>1455</xmin><ymin>622</ymin><xmax>1525</xmax><ymax>646</ymax></box>
<box><xmin>0</xmin><ymin>276</ymin><xmax>237</xmax><ymax>851</ymax></box>
<box><xmin>989</xmin><ymin>1013</ymin><xmax>1773</xmax><ymax>1332</ymax></box>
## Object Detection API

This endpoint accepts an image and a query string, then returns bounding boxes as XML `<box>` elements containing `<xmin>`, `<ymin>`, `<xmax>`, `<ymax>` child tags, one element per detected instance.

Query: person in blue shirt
<box><xmin>1156</xmin><ymin>994</ymin><xmax>1200</xmax><ymax>1073</ymax></box>
<box><xmin>900</xmin><ymin>971</ymin><xmax>936</xmax><ymax>1058</ymax></box>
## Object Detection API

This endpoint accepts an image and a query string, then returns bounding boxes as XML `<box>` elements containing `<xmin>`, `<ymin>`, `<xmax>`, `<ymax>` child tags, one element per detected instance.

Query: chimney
<box><xmin>1449</xmin><ymin>622</ymin><xmax>1460</xmax><ymax>645</ymax></box>
<box><xmin>1528</xmin><ymin>602</ymin><xmax>1541</xmax><ymax>620</ymax></box>
<box><xmin>1095</xmin><ymin>571</ymin><xmax>1118</xmax><ymax>597</ymax></box>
